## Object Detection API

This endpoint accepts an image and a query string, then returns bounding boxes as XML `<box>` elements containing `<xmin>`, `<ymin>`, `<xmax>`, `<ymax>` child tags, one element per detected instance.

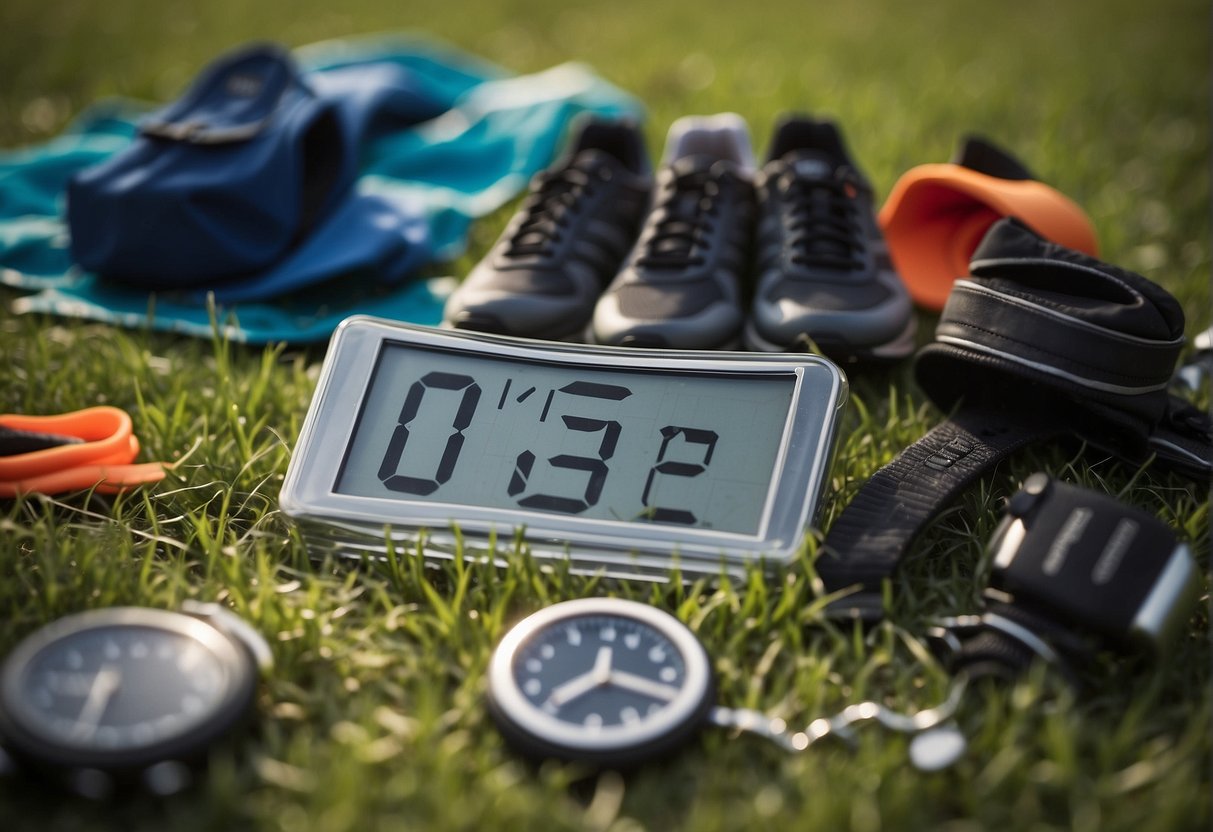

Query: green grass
<box><xmin>1</xmin><ymin>0</ymin><xmax>1209</xmax><ymax>829</ymax></box>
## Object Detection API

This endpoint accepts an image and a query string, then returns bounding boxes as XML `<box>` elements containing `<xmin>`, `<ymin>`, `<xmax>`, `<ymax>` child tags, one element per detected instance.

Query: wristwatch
<box><xmin>0</xmin><ymin>601</ymin><xmax>272</xmax><ymax>797</ymax></box>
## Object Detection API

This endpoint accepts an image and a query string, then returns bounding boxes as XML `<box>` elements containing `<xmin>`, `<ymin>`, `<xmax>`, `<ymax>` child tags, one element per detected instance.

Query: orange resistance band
<box><xmin>0</xmin><ymin>406</ymin><xmax>168</xmax><ymax>497</ymax></box>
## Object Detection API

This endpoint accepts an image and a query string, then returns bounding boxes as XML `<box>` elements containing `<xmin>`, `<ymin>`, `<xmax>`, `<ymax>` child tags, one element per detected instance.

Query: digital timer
<box><xmin>280</xmin><ymin>318</ymin><xmax>847</xmax><ymax>579</ymax></box>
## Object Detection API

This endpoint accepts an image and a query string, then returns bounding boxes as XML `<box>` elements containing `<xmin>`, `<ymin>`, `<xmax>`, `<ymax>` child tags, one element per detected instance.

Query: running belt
<box><xmin>819</xmin><ymin>217</ymin><xmax>1212</xmax><ymax>620</ymax></box>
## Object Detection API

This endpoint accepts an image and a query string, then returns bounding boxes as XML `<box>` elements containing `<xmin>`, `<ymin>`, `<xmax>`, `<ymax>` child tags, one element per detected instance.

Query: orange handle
<box><xmin>0</xmin><ymin>406</ymin><xmax>167</xmax><ymax>496</ymax></box>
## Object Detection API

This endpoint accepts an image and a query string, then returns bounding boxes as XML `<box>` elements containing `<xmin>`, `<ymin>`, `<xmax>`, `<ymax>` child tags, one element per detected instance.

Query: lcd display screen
<box><xmin>335</xmin><ymin>343</ymin><xmax>796</xmax><ymax>536</ymax></box>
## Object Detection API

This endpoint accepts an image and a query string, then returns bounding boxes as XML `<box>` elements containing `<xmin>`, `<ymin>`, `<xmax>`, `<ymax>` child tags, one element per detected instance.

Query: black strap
<box><xmin>1147</xmin><ymin>395</ymin><xmax>1213</xmax><ymax>480</ymax></box>
<box><xmin>936</xmin><ymin>279</ymin><xmax>1183</xmax><ymax>397</ymax></box>
<box><xmin>0</xmin><ymin>426</ymin><xmax>83</xmax><ymax>456</ymax></box>
<box><xmin>916</xmin><ymin>220</ymin><xmax>1202</xmax><ymax>467</ymax></box>
<box><xmin>819</xmin><ymin>220</ymin><xmax>1212</xmax><ymax>620</ymax></box>
<box><xmin>819</xmin><ymin>407</ymin><xmax>1058</xmax><ymax>618</ymax></box>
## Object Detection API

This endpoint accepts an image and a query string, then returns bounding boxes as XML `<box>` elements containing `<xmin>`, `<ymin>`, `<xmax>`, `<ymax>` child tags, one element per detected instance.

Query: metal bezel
<box><xmin>0</xmin><ymin>607</ymin><xmax>257</xmax><ymax>772</ymax></box>
<box><xmin>280</xmin><ymin>317</ymin><xmax>848</xmax><ymax>579</ymax></box>
<box><xmin>1130</xmin><ymin>543</ymin><xmax>1202</xmax><ymax>651</ymax></box>
<box><xmin>486</xmin><ymin>598</ymin><xmax>713</xmax><ymax>764</ymax></box>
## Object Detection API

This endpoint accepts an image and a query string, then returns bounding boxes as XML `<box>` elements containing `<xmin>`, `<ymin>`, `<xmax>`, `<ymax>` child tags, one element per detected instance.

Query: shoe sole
<box><xmin>584</xmin><ymin>321</ymin><xmax>741</xmax><ymax>351</ymax></box>
<box><xmin>742</xmin><ymin>314</ymin><xmax>917</xmax><ymax>362</ymax></box>
<box><xmin>449</xmin><ymin>312</ymin><xmax>593</xmax><ymax>344</ymax></box>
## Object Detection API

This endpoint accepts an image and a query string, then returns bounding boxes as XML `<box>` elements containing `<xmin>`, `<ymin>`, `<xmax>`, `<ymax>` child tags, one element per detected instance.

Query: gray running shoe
<box><xmin>443</xmin><ymin>118</ymin><xmax>652</xmax><ymax>340</ymax></box>
<box><xmin>745</xmin><ymin>116</ymin><xmax>915</xmax><ymax>361</ymax></box>
<box><xmin>590</xmin><ymin>113</ymin><xmax>756</xmax><ymax>349</ymax></box>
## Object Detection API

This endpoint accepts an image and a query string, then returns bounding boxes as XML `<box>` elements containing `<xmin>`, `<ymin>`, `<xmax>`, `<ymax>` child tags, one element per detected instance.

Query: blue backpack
<box><xmin>3</xmin><ymin>35</ymin><xmax>643</xmax><ymax>341</ymax></box>
<box><xmin>67</xmin><ymin>44</ymin><xmax>445</xmax><ymax>294</ymax></box>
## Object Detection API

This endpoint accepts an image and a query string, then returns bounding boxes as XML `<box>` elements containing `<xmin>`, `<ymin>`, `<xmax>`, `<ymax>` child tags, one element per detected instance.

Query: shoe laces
<box><xmin>503</xmin><ymin>160</ymin><xmax>602</xmax><ymax>259</ymax></box>
<box><xmin>781</xmin><ymin>169</ymin><xmax>864</xmax><ymax>271</ymax></box>
<box><xmin>636</xmin><ymin>165</ymin><xmax>725</xmax><ymax>270</ymax></box>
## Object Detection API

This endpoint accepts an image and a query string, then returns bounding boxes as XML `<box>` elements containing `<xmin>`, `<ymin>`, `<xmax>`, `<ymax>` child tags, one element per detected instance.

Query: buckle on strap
<box><xmin>1146</xmin><ymin>395</ymin><xmax>1213</xmax><ymax>479</ymax></box>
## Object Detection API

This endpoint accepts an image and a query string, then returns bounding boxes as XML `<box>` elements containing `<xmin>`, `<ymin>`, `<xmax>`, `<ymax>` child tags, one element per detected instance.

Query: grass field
<box><xmin>0</xmin><ymin>0</ymin><xmax>1209</xmax><ymax>830</ymax></box>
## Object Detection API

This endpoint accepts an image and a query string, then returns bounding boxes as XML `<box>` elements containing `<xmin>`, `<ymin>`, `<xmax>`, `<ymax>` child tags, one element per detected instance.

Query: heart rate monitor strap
<box><xmin>819</xmin><ymin>407</ymin><xmax>1058</xmax><ymax>619</ymax></box>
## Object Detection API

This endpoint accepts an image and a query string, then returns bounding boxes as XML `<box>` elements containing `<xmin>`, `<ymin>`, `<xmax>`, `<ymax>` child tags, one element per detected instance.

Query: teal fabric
<box><xmin>0</xmin><ymin>34</ymin><xmax>642</xmax><ymax>343</ymax></box>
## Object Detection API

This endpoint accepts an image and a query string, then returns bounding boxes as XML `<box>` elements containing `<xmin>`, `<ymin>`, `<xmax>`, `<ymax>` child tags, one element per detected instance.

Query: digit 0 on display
<box><xmin>280</xmin><ymin>318</ymin><xmax>848</xmax><ymax>580</ymax></box>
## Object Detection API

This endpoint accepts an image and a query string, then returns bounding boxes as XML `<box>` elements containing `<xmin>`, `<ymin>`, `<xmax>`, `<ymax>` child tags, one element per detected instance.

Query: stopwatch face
<box><xmin>487</xmin><ymin>598</ymin><xmax>714</xmax><ymax>767</ymax></box>
<box><xmin>0</xmin><ymin>608</ymin><xmax>257</xmax><ymax>772</ymax></box>
<box><xmin>279</xmin><ymin>318</ymin><xmax>848</xmax><ymax>582</ymax></box>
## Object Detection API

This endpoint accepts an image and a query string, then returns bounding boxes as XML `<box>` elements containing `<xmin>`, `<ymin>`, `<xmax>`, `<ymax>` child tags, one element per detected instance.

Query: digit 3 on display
<box><xmin>280</xmin><ymin>318</ymin><xmax>848</xmax><ymax>578</ymax></box>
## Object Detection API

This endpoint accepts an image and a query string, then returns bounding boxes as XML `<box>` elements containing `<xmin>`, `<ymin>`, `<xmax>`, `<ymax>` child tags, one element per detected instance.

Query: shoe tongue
<box><xmin>780</xmin><ymin>150</ymin><xmax>842</xmax><ymax>181</ymax></box>
<box><xmin>669</xmin><ymin>153</ymin><xmax>722</xmax><ymax>174</ymax></box>
<box><xmin>568</xmin><ymin>147</ymin><xmax>624</xmax><ymax>173</ymax></box>
<box><xmin>952</xmin><ymin>136</ymin><xmax>1034</xmax><ymax>181</ymax></box>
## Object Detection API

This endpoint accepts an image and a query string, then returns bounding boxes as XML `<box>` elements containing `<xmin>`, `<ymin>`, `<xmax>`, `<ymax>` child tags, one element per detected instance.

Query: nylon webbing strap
<box><xmin>818</xmin><ymin>407</ymin><xmax>1058</xmax><ymax>619</ymax></box>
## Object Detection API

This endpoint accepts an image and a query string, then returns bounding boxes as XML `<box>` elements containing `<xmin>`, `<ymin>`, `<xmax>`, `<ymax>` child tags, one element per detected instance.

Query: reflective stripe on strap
<box><xmin>938</xmin><ymin>280</ymin><xmax>1180</xmax><ymax>395</ymax></box>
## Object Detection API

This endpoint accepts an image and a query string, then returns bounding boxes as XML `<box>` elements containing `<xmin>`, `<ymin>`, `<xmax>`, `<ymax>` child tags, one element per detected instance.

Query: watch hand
<box><xmin>607</xmin><ymin>669</ymin><xmax>680</xmax><ymax>703</ymax></box>
<box><xmin>74</xmin><ymin>664</ymin><xmax>121</xmax><ymax>737</ymax></box>
<box><xmin>545</xmin><ymin>672</ymin><xmax>600</xmax><ymax>709</ymax></box>
<box><xmin>545</xmin><ymin>646</ymin><xmax>615</xmax><ymax>708</ymax></box>
<box><xmin>592</xmin><ymin>645</ymin><xmax>613</xmax><ymax>683</ymax></box>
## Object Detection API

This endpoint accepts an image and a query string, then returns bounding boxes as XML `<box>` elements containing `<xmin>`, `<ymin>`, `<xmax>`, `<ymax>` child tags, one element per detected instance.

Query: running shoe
<box><xmin>745</xmin><ymin>116</ymin><xmax>915</xmax><ymax>361</ymax></box>
<box><xmin>442</xmin><ymin>118</ymin><xmax>652</xmax><ymax>340</ymax></box>
<box><xmin>590</xmin><ymin>113</ymin><xmax>756</xmax><ymax>349</ymax></box>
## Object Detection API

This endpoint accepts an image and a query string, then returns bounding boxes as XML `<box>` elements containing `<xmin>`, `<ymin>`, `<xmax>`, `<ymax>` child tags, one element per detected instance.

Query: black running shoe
<box><xmin>591</xmin><ymin>114</ymin><xmax>756</xmax><ymax>349</ymax></box>
<box><xmin>745</xmin><ymin>116</ymin><xmax>915</xmax><ymax>361</ymax></box>
<box><xmin>443</xmin><ymin>118</ymin><xmax>652</xmax><ymax>340</ymax></box>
